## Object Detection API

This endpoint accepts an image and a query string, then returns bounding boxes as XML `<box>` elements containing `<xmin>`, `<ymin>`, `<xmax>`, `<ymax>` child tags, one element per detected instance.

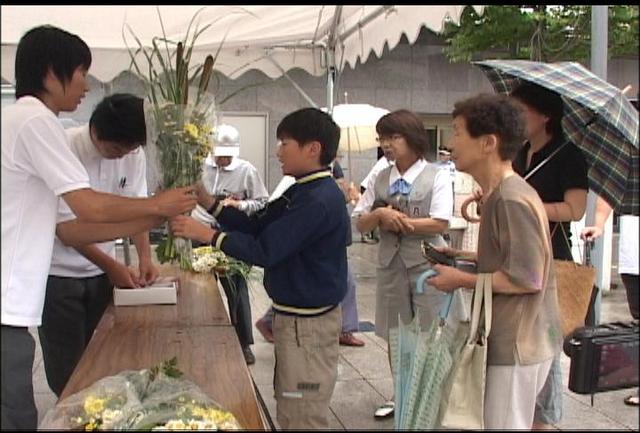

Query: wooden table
<box><xmin>58</xmin><ymin>265</ymin><xmax>268</xmax><ymax>430</ymax></box>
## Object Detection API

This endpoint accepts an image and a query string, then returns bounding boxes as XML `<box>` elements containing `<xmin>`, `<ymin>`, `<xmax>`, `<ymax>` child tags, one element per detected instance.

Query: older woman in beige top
<box><xmin>427</xmin><ymin>93</ymin><xmax>562</xmax><ymax>429</ymax></box>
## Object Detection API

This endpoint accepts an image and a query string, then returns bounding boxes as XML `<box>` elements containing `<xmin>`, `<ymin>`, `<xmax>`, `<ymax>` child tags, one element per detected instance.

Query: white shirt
<box><xmin>2</xmin><ymin>96</ymin><xmax>90</xmax><ymax>327</ymax></box>
<box><xmin>360</xmin><ymin>156</ymin><xmax>393</xmax><ymax>190</ymax></box>
<box><xmin>618</xmin><ymin>215</ymin><xmax>639</xmax><ymax>275</ymax></box>
<box><xmin>269</xmin><ymin>175</ymin><xmax>296</xmax><ymax>202</ymax></box>
<box><xmin>436</xmin><ymin>159</ymin><xmax>457</xmax><ymax>182</ymax></box>
<box><xmin>352</xmin><ymin>157</ymin><xmax>393</xmax><ymax>216</ymax></box>
<box><xmin>191</xmin><ymin>155</ymin><xmax>268</xmax><ymax>225</ymax></box>
<box><xmin>352</xmin><ymin>159</ymin><xmax>453</xmax><ymax>221</ymax></box>
<box><xmin>49</xmin><ymin>125</ymin><xmax>148</xmax><ymax>278</ymax></box>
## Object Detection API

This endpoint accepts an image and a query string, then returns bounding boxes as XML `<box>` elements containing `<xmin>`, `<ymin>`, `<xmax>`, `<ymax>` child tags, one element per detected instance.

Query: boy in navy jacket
<box><xmin>171</xmin><ymin>107</ymin><xmax>350</xmax><ymax>429</ymax></box>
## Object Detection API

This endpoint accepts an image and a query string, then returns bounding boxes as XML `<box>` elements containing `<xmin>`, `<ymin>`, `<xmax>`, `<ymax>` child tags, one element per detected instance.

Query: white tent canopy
<box><xmin>1</xmin><ymin>5</ymin><xmax>483</xmax><ymax>85</ymax></box>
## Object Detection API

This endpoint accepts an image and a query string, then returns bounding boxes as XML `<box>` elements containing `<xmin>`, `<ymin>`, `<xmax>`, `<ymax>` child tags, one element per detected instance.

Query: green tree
<box><xmin>442</xmin><ymin>5</ymin><xmax>639</xmax><ymax>63</ymax></box>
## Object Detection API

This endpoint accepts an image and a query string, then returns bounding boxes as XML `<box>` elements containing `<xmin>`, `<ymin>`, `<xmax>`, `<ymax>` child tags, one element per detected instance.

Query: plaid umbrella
<box><xmin>474</xmin><ymin>60</ymin><xmax>639</xmax><ymax>216</ymax></box>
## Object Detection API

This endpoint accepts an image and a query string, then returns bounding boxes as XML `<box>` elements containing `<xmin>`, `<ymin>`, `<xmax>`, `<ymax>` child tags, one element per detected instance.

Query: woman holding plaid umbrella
<box><xmin>510</xmin><ymin>81</ymin><xmax>589</xmax><ymax>429</ymax></box>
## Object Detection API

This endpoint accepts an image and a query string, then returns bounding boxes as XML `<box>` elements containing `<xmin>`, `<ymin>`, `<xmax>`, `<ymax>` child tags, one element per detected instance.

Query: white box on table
<box><xmin>113</xmin><ymin>277</ymin><xmax>179</xmax><ymax>306</ymax></box>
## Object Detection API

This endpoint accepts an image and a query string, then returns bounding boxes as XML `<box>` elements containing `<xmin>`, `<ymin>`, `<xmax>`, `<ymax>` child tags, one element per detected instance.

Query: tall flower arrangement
<box><xmin>125</xmin><ymin>8</ymin><xmax>220</xmax><ymax>270</ymax></box>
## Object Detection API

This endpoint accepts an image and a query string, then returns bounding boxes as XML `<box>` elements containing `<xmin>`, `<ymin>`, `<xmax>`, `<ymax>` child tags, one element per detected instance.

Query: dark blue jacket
<box><xmin>211</xmin><ymin>169</ymin><xmax>349</xmax><ymax>315</ymax></box>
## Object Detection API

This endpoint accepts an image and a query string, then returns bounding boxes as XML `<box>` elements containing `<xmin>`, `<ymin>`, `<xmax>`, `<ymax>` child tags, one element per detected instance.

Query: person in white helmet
<box><xmin>191</xmin><ymin>124</ymin><xmax>269</xmax><ymax>365</ymax></box>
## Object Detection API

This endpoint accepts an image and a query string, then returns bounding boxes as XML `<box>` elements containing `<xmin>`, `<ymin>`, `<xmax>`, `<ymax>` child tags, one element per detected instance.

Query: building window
<box><xmin>421</xmin><ymin>114</ymin><xmax>454</xmax><ymax>160</ymax></box>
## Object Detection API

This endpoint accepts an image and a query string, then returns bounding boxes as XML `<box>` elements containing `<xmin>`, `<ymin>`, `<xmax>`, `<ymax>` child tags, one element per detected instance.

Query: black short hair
<box><xmin>376</xmin><ymin>109</ymin><xmax>430</xmax><ymax>158</ymax></box>
<box><xmin>510</xmin><ymin>81</ymin><xmax>564</xmax><ymax>137</ymax></box>
<box><xmin>15</xmin><ymin>25</ymin><xmax>92</xmax><ymax>99</ymax></box>
<box><xmin>276</xmin><ymin>107</ymin><xmax>340</xmax><ymax>166</ymax></box>
<box><xmin>452</xmin><ymin>93</ymin><xmax>526</xmax><ymax>161</ymax></box>
<box><xmin>90</xmin><ymin>94</ymin><xmax>146</xmax><ymax>149</ymax></box>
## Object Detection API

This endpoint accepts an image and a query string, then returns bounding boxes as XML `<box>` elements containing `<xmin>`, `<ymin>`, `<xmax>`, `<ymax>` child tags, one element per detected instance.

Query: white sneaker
<box><xmin>374</xmin><ymin>400</ymin><xmax>394</xmax><ymax>419</ymax></box>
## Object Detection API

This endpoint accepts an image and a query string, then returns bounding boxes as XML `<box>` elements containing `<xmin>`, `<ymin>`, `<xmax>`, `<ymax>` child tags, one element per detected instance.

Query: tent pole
<box><xmin>348</xmin><ymin>128</ymin><xmax>352</xmax><ymax>184</ymax></box>
<box><xmin>327</xmin><ymin>48</ymin><xmax>336</xmax><ymax>115</ymax></box>
<box><xmin>326</xmin><ymin>5</ymin><xmax>343</xmax><ymax>116</ymax></box>
<box><xmin>585</xmin><ymin>5</ymin><xmax>611</xmax><ymax>325</ymax></box>
<box><xmin>266</xmin><ymin>56</ymin><xmax>318</xmax><ymax>108</ymax></box>
<box><xmin>339</xmin><ymin>6</ymin><xmax>394</xmax><ymax>43</ymax></box>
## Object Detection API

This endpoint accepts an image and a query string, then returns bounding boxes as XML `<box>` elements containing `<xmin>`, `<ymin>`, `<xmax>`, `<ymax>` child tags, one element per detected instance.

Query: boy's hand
<box><xmin>153</xmin><ymin>186</ymin><xmax>197</xmax><ymax>217</ymax></box>
<box><xmin>170</xmin><ymin>215</ymin><xmax>216</xmax><ymax>244</ymax></box>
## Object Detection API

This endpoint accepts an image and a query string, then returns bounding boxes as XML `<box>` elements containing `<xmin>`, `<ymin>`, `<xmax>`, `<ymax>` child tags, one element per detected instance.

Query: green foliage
<box><xmin>442</xmin><ymin>5</ymin><xmax>639</xmax><ymax>63</ymax></box>
<box><xmin>156</xmin><ymin>233</ymin><xmax>193</xmax><ymax>271</ymax></box>
<box><xmin>124</xmin><ymin>7</ymin><xmax>213</xmax><ymax>107</ymax></box>
<box><xmin>123</xmin><ymin>6</ymin><xmax>265</xmax><ymax>109</ymax></box>
<box><xmin>149</xmin><ymin>357</ymin><xmax>184</xmax><ymax>383</ymax></box>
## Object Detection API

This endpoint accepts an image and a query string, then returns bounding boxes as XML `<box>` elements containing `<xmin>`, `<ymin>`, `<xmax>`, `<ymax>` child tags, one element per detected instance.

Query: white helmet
<box><xmin>212</xmin><ymin>124</ymin><xmax>240</xmax><ymax>157</ymax></box>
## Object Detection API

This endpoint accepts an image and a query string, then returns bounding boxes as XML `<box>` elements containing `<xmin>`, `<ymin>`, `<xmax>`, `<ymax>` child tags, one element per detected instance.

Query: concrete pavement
<box><xmin>32</xmin><ymin>235</ymin><xmax>639</xmax><ymax>430</ymax></box>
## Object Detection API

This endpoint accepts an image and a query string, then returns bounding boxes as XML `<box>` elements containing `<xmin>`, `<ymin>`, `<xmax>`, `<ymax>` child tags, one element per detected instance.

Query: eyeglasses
<box><xmin>103</xmin><ymin>141</ymin><xmax>141</xmax><ymax>158</ymax></box>
<box><xmin>376</xmin><ymin>134</ymin><xmax>403</xmax><ymax>144</ymax></box>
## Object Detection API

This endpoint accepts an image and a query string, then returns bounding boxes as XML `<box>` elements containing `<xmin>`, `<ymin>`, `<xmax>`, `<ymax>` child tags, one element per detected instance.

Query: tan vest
<box><xmin>374</xmin><ymin>163</ymin><xmax>446</xmax><ymax>268</ymax></box>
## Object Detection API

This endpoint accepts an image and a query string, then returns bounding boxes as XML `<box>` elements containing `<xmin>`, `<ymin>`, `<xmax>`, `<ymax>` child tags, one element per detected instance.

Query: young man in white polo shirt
<box><xmin>1</xmin><ymin>26</ymin><xmax>196</xmax><ymax>430</ymax></box>
<box><xmin>39</xmin><ymin>93</ymin><xmax>158</xmax><ymax>397</ymax></box>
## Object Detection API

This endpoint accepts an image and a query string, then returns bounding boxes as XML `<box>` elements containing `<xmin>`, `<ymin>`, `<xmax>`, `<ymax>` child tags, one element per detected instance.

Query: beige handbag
<box><xmin>551</xmin><ymin>222</ymin><xmax>597</xmax><ymax>337</ymax></box>
<box><xmin>438</xmin><ymin>273</ymin><xmax>492</xmax><ymax>430</ymax></box>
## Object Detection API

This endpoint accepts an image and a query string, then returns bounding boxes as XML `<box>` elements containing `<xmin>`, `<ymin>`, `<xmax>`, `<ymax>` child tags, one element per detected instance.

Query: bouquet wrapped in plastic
<box><xmin>126</xmin><ymin>8</ymin><xmax>220</xmax><ymax>271</ymax></box>
<box><xmin>39</xmin><ymin>358</ymin><xmax>242</xmax><ymax>431</ymax></box>
<box><xmin>146</xmin><ymin>95</ymin><xmax>217</xmax><ymax>271</ymax></box>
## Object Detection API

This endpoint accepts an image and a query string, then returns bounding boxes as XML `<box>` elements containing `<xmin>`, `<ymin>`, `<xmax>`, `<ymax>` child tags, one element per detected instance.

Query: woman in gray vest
<box><xmin>353</xmin><ymin>109</ymin><xmax>463</xmax><ymax>418</ymax></box>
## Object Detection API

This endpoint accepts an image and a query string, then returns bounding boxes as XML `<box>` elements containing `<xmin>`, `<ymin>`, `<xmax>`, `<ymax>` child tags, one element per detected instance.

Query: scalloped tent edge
<box><xmin>1</xmin><ymin>5</ymin><xmax>483</xmax><ymax>85</ymax></box>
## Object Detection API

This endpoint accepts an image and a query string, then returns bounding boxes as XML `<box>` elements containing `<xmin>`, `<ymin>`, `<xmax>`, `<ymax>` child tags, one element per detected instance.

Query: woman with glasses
<box><xmin>352</xmin><ymin>109</ymin><xmax>463</xmax><ymax>419</ymax></box>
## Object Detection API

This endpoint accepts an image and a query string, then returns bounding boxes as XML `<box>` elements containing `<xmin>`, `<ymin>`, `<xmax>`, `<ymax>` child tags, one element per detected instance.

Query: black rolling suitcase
<box><xmin>565</xmin><ymin>320</ymin><xmax>639</xmax><ymax>396</ymax></box>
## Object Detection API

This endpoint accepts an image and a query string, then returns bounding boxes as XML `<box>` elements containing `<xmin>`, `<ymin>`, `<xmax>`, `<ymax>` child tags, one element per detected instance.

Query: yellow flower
<box><xmin>184</xmin><ymin>123</ymin><xmax>199</xmax><ymax>139</ymax></box>
<box><xmin>83</xmin><ymin>396</ymin><xmax>105</xmax><ymax>416</ymax></box>
<box><xmin>101</xmin><ymin>408</ymin><xmax>121</xmax><ymax>424</ymax></box>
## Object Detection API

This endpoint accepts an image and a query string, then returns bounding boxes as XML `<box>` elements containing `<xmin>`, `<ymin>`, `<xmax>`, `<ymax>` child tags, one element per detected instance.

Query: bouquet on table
<box><xmin>192</xmin><ymin>246</ymin><xmax>254</xmax><ymax>294</ymax></box>
<box><xmin>192</xmin><ymin>246</ymin><xmax>251</xmax><ymax>276</ymax></box>
<box><xmin>126</xmin><ymin>8</ymin><xmax>219</xmax><ymax>270</ymax></box>
<box><xmin>39</xmin><ymin>358</ymin><xmax>242</xmax><ymax>431</ymax></box>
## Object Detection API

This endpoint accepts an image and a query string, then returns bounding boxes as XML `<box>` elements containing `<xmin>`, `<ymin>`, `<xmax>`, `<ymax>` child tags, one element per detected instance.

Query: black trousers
<box><xmin>1</xmin><ymin>326</ymin><xmax>37</xmax><ymax>430</ymax></box>
<box><xmin>38</xmin><ymin>274</ymin><xmax>112</xmax><ymax>396</ymax></box>
<box><xmin>219</xmin><ymin>273</ymin><xmax>254</xmax><ymax>348</ymax></box>
<box><xmin>621</xmin><ymin>273</ymin><xmax>639</xmax><ymax>320</ymax></box>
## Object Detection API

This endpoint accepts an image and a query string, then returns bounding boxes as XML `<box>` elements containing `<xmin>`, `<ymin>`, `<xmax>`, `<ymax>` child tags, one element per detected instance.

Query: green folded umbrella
<box><xmin>389</xmin><ymin>285</ymin><xmax>460</xmax><ymax>429</ymax></box>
